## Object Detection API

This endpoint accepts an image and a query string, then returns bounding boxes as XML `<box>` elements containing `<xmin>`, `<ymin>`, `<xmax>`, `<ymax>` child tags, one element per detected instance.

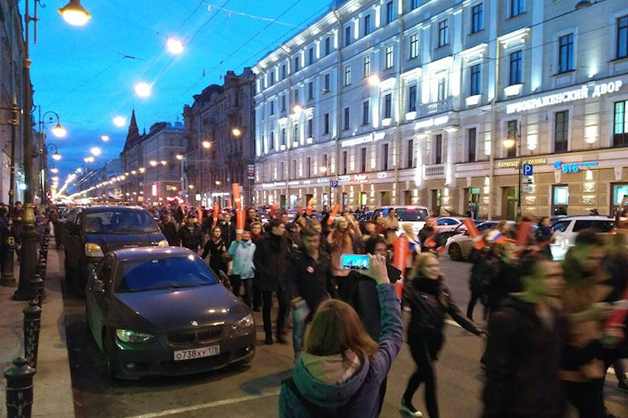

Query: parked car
<box><xmin>85</xmin><ymin>247</ymin><xmax>255</xmax><ymax>380</ymax></box>
<box><xmin>550</xmin><ymin>215</ymin><xmax>615</xmax><ymax>260</ymax></box>
<box><xmin>63</xmin><ymin>206</ymin><xmax>168</xmax><ymax>295</ymax></box>
<box><xmin>372</xmin><ymin>206</ymin><xmax>430</xmax><ymax>235</ymax></box>
<box><xmin>445</xmin><ymin>221</ymin><xmax>516</xmax><ymax>261</ymax></box>
<box><xmin>435</xmin><ymin>217</ymin><xmax>466</xmax><ymax>233</ymax></box>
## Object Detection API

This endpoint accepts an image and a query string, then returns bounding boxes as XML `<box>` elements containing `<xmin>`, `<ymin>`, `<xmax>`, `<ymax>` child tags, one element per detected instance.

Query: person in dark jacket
<box><xmin>402</xmin><ymin>252</ymin><xmax>486</xmax><ymax>417</ymax></box>
<box><xmin>201</xmin><ymin>226</ymin><xmax>228</xmax><ymax>275</ymax></box>
<box><xmin>482</xmin><ymin>255</ymin><xmax>568</xmax><ymax>418</ymax></box>
<box><xmin>278</xmin><ymin>254</ymin><xmax>403</xmax><ymax>418</ymax></box>
<box><xmin>466</xmin><ymin>243</ymin><xmax>493</xmax><ymax>321</ymax></box>
<box><xmin>219</xmin><ymin>212</ymin><xmax>237</xmax><ymax>248</ymax></box>
<box><xmin>287</xmin><ymin>227</ymin><xmax>338</xmax><ymax>359</ymax></box>
<box><xmin>158</xmin><ymin>214</ymin><xmax>179</xmax><ymax>246</ymax></box>
<box><xmin>178</xmin><ymin>215</ymin><xmax>202</xmax><ymax>252</ymax></box>
<box><xmin>418</xmin><ymin>217</ymin><xmax>440</xmax><ymax>253</ymax></box>
<box><xmin>534</xmin><ymin>216</ymin><xmax>554</xmax><ymax>258</ymax></box>
<box><xmin>254</xmin><ymin>219</ymin><xmax>291</xmax><ymax>345</ymax></box>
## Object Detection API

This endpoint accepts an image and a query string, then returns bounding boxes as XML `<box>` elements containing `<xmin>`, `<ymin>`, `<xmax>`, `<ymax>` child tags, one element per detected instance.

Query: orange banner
<box><xmin>326</xmin><ymin>204</ymin><xmax>341</xmax><ymax>225</ymax></box>
<box><xmin>464</xmin><ymin>218</ymin><xmax>485</xmax><ymax>250</ymax></box>
<box><xmin>236</xmin><ymin>209</ymin><xmax>245</xmax><ymax>231</ymax></box>
<box><xmin>305</xmin><ymin>197</ymin><xmax>315</xmax><ymax>215</ymax></box>
<box><xmin>515</xmin><ymin>221</ymin><xmax>532</xmax><ymax>248</ymax></box>
<box><xmin>212</xmin><ymin>205</ymin><xmax>219</xmax><ymax>227</ymax></box>
<box><xmin>232</xmin><ymin>183</ymin><xmax>242</xmax><ymax>210</ymax></box>
<box><xmin>392</xmin><ymin>236</ymin><xmax>408</xmax><ymax>273</ymax></box>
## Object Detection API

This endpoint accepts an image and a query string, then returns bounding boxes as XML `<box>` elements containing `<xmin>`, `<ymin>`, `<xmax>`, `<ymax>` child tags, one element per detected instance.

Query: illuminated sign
<box><xmin>506</xmin><ymin>80</ymin><xmax>623</xmax><ymax>114</ymax></box>
<box><xmin>497</xmin><ymin>158</ymin><xmax>547</xmax><ymax>168</ymax></box>
<box><xmin>414</xmin><ymin>115</ymin><xmax>450</xmax><ymax>130</ymax></box>
<box><xmin>553</xmin><ymin>161</ymin><xmax>599</xmax><ymax>173</ymax></box>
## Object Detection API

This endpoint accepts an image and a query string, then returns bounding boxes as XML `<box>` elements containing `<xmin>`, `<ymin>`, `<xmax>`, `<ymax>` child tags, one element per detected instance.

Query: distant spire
<box><xmin>123</xmin><ymin>109</ymin><xmax>141</xmax><ymax>151</ymax></box>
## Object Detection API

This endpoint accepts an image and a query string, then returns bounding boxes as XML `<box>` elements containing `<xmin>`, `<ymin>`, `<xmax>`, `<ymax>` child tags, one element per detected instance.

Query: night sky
<box><xmin>28</xmin><ymin>0</ymin><xmax>328</xmax><ymax>182</ymax></box>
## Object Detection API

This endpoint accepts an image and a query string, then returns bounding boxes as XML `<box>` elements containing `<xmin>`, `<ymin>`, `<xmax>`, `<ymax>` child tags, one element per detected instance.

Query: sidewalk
<box><xmin>0</xmin><ymin>248</ymin><xmax>75</xmax><ymax>417</ymax></box>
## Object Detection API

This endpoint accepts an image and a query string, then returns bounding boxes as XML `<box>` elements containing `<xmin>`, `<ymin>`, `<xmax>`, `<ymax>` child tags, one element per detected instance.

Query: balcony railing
<box><xmin>424</xmin><ymin>163</ymin><xmax>445</xmax><ymax>177</ymax></box>
<box><xmin>419</xmin><ymin>97</ymin><xmax>453</xmax><ymax>116</ymax></box>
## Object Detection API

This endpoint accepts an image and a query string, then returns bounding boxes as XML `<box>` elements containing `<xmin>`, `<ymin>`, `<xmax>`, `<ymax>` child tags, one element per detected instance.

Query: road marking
<box><xmin>124</xmin><ymin>390</ymin><xmax>281</xmax><ymax>418</ymax></box>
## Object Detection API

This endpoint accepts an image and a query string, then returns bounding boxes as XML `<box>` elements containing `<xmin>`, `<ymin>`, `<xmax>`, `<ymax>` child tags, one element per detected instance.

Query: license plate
<box><xmin>173</xmin><ymin>345</ymin><xmax>220</xmax><ymax>361</ymax></box>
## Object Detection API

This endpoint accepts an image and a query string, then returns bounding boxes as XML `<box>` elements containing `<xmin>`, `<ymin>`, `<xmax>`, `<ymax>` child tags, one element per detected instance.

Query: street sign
<box><xmin>331</xmin><ymin>180</ymin><xmax>339</xmax><ymax>188</ymax></box>
<box><xmin>525</xmin><ymin>175</ymin><xmax>533</xmax><ymax>185</ymax></box>
<box><xmin>522</xmin><ymin>185</ymin><xmax>533</xmax><ymax>193</ymax></box>
<box><xmin>522</xmin><ymin>163</ymin><xmax>533</xmax><ymax>176</ymax></box>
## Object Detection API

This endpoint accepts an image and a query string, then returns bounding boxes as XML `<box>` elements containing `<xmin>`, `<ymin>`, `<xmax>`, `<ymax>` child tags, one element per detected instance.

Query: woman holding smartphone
<box><xmin>402</xmin><ymin>253</ymin><xmax>487</xmax><ymax>417</ymax></box>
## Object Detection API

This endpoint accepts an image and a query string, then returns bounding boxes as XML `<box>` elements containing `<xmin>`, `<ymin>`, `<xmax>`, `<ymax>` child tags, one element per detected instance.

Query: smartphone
<box><xmin>341</xmin><ymin>254</ymin><xmax>370</xmax><ymax>271</ymax></box>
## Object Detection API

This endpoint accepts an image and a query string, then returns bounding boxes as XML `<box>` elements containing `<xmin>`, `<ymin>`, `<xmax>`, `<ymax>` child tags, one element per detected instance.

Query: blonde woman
<box><xmin>328</xmin><ymin>216</ymin><xmax>361</xmax><ymax>301</ymax></box>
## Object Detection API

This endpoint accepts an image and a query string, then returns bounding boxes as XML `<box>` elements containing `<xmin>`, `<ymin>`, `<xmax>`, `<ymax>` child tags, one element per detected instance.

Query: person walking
<box><xmin>201</xmin><ymin>226</ymin><xmax>228</xmax><ymax>275</ymax></box>
<box><xmin>250</xmin><ymin>221</ymin><xmax>264</xmax><ymax>311</ymax></box>
<box><xmin>220</xmin><ymin>212</ymin><xmax>237</xmax><ymax>248</ymax></box>
<box><xmin>158</xmin><ymin>214</ymin><xmax>179</xmax><ymax>246</ymax></box>
<box><xmin>286</xmin><ymin>227</ymin><xmax>338</xmax><ymax>359</ymax></box>
<box><xmin>418</xmin><ymin>217</ymin><xmax>441</xmax><ymax>254</ymax></box>
<box><xmin>278</xmin><ymin>254</ymin><xmax>403</xmax><ymax>418</ymax></box>
<box><xmin>227</xmin><ymin>229</ymin><xmax>256</xmax><ymax>306</ymax></box>
<box><xmin>254</xmin><ymin>219</ymin><xmax>291</xmax><ymax>345</ymax></box>
<box><xmin>482</xmin><ymin>255</ymin><xmax>569</xmax><ymax>418</ymax></box>
<box><xmin>383</xmin><ymin>209</ymin><xmax>399</xmax><ymax>244</ymax></box>
<box><xmin>401</xmin><ymin>253</ymin><xmax>486</xmax><ymax>418</ymax></box>
<box><xmin>534</xmin><ymin>216</ymin><xmax>554</xmax><ymax>258</ymax></box>
<box><xmin>178</xmin><ymin>215</ymin><xmax>202</xmax><ymax>252</ymax></box>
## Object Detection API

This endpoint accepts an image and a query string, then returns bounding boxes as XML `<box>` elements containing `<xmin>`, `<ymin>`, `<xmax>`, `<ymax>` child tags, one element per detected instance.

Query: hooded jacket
<box><xmin>279</xmin><ymin>284</ymin><xmax>402</xmax><ymax>418</ymax></box>
<box><xmin>227</xmin><ymin>239</ymin><xmax>256</xmax><ymax>279</ymax></box>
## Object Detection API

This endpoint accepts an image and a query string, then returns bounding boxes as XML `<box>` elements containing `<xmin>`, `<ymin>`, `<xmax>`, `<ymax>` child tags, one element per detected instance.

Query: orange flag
<box><xmin>392</xmin><ymin>236</ymin><xmax>408</xmax><ymax>272</ymax></box>
<box><xmin>464</xmin><ymin>218</ymin><xmax>485</xmax><ymax>250</ymax></box>
<box><xmin>232</xmin><ymin>183</ymin><xmax>242</xmax><ymax>210</ymax></box>
<box><xmin>269</xmin><ymin>201</ymin><xmax>280</xmax><ymax>219</ymax></box>
<box><xmin>327</xmin><ymin>204</ymin><xmax>340</xmax><ymax>225</ymax></box>
<box><xmin>212</xmin><ymin>205</ymin><xmax>219</xmax><ymax>227</ymax></box>
<box><xmin>236</xmin><ymin>209</ymin><xmax>245</xmax><ymax>231</ymax></box>
<box><xmin>515</xmin><ymin>221</ymin><xmax>532</xmax><ymax>248</ymax></box>
<box><xmin>305</xmin><ymin>197</ymin><xmax>315</xmax><ymax>215</ymax></box>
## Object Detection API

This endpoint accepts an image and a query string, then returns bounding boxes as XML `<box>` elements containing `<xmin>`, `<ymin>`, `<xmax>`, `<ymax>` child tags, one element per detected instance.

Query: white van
<box><xmin>372</xmin><ymin>206</ymin><xmax>430</xmax><ymax>236</ymax></box>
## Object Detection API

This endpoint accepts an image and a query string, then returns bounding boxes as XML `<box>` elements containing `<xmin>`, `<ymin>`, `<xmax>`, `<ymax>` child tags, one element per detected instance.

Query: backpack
<box><xmin>282</xmin><ymin>376</ymin><xmax>365</xmax><ymax>418</ymax></box>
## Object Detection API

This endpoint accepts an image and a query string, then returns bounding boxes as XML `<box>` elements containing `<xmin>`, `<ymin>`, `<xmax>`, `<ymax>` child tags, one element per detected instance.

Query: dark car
<box><xmin>63</xmin><ymin>206</ymin><xmax>168</xmax><ymax>295</ymax></box>
<box><xmin>85</xmin><ymin>247</ymin><xmax>256</xmax><ymax>380</ymax></box>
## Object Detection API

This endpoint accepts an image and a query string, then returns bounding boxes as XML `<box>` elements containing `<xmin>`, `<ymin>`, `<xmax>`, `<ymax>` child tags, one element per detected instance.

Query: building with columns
<box><xmin>252</xmin><ymin>0</ymin><xmax>628</xmax><ymax>219</ymax></box>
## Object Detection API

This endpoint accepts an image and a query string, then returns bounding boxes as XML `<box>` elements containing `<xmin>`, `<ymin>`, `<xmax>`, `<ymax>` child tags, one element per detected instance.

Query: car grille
<box><xmin>166</xmin><ymin>325</ymin><xmax>224</xmax><ymax>346</ymax></box>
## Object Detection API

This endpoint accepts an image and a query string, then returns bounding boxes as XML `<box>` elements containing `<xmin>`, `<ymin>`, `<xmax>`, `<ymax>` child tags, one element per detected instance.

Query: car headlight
<box><xmin>115</xmin><ymin>329</ymin><xmax>155</xmax><ymax>344</ymax></box>
<box><xmin>230</xmin><ymin>313</ymin><xmax>255</xmax><ymax>338</ymax></box>
<box><xmin>157</xmin><ymin>240</ymin><xmax>169</xmax><ymax>247</ymax></box>
<box><xmin>85</xmin><ymin>243</ymin><xmax>104</xmax><ymax>257</ymax></box>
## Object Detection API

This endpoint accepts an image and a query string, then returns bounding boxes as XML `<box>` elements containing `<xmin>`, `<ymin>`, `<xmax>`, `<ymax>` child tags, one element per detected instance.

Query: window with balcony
<box><xmin>308</xmin><ymin>47</ymin><xmax>314</xmax><ymax>65</ymax></box>
<box><xmin>406</xmin><ymin>139</ymin><xmax>415</xmax><ymax>168</ymax></box>
<box><xmin>384</xmin><ymin>93</ymin><xmax>392</xmax><ymax>119</ymax></box>
<box><xmin>510</xmin><ymin>0</ymin><xmax>524</xmax><ymax>18</ymax></box>
<box><xmin>308</xmin><ymin>82</ymin><xmax>314</xmax><ymax>101</ymax></box>
<box><xmin>434</xmin><ymin>134</ymin><xmax>443</xmax><ymax>164</ymax></box>
<box><xmin>343</xmin><ymin>107</ymin><xmax>350</xmax><ymax>130</ymax></box>
<box><xmin>325</xmin><ymin>37</ymin><xmax>331</xmax><ymax>56</ymax></box>
<box><xmin>438</xmin><ymin>20</ymin><xmax>449</xmax><ymax>47</ymax></box>
<box><xmin>471</xmin><ymin>3</ymin><xmax>484</xmax><ymax>34</ymax></box>
<box><xmin>324</xmin><ymin>113</ymin><xmax>330</xmax><ymax>134</ymax></box>
<box><xmin>408</xmin><ymin>85</ymin><xmax>417</xmax><ymax>112</ymax></box>
<box><xmin>345</xmin><ymin>26</ymin><xmax>352</xmax><ymax>46</ymax></box>
<box><xmin>437</xmin><ymin>78</ymin><xmax>446</xmax><ymax>101</ymax></box>
<box><xmin>382</xmin><ymin>143</ymin><xmax>389</xmax><ymax>171</ymax></box>
<box><xmin>363</xmin><ymin>101</ymin><xmax>370</xmax><ymax>125</ymax></box>
<box><xmin>509</xmin><ymin>50</ymin><xmax>522</xmax><ymax>85</ymax></box>
<box><xmin>618</xmin><ymin>16</ymin><xmax>628</xmax><ymax>59</ymax></box>
<box><xmin>324</xmin><ymin>73</ymin><xmax>331</xmax><ymax>91</ymax></box>
<box><xmin>360</xmin><ymin>148</ymin><xmax>367</xmax><ymax>173</ymax></box>
<box><xmin>558</xmin><ymin>34</ymin><xmax>574</xmax><ymax>73</ymax></box>
<box><xmin>344</xmin><ymin>65</ymin><xmax>352</xmax><ymax>86</ymax></box>
<box><xmin>470</xmin><ymin>64</ymin><xmax>481</xmax><ymax>96</ymax></box>
<box><xmin>363</xmin><ymin>56</ymin><xmax>371</xmax><ymax>78</ymax></box>
<box><xmin>554</xmin><ymin>111</ymin><xmax>569</xmax><ymax>152</ymax></box>
<box><xmin>613</xmin><ymin>100</ymin><xmax>628</xmax><ymax>147</ymax></box>
<box><xmin>386</xmin><ymin>1</ymin><xmax>394</xmax><ymax>24</ymax></box>
<box><xmin>363</xmin><ymin>15</ymin><xmax>371</xmax><ymax>36</ymax></box>
<box><xmin>467</xmin><ymin>128</ymin><xmax>476</xmax><ymax>162</ymax></box>
<box><xmin>385</xmin><ymin>46</ymin><xmax>394</xmax><ymax>69</ymax></box>
<box><xmin>410</xmin><ymin>34</ymin><xmax>419</xmax><ymax>59</ymax></box>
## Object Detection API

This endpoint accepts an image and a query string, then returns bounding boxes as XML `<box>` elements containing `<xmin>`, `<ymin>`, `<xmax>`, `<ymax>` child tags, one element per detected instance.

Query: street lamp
<box><xmin>113</xmin><ymin>116</ymin><xmax>127</xmax><ymax>127</ymax></box>
<box><xmin>503</xmin><ymin>122</ymin><xmax>522</xmax><ymax>218</ymax></box>
<box><xmin>232</xmin><ymin>127</ymin><xmax>242</xmax><ymax>137</ymax></box>
<box><xmin>100</xmin><ymin>135</ymin><xmax>109</xmax><ymax>142</ymax></box>
<box><xmin>202</xmin><ymin>140</ymin><xmax>212</xmax><ymax>149</ymax></box>
<box><xmin>58</xmin><ymin>0</ymin><xmax>91</xmax><ymax>26</ymax></box>
<box><xmin>166</xmin><ymin>38</ymin><xmax>185</xmax><ymax>55</ymax></box>
<box><xmin>367</xmin><ymin>74</ymin><xmax>381</xmax><ymax>87</ymax></box>
<box><xmin>90</xmin><ymin>146</ymin><xmax>101</xmax><ymax>156</ymax></box>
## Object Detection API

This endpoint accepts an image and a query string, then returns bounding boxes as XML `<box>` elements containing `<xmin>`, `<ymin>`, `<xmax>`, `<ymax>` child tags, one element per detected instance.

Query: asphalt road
<box><xmin>56</xmin><ymin>249</ymin><xmax>628</xmax><ymax>418</ymax></box>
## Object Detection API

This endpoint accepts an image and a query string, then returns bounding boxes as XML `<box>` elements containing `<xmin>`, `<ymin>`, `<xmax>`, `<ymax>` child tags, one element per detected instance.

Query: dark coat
<box><xmin>201</xmin><ymin>238</ymin><xmax>228</xmax><ymax>274</ymax></box>
<box><xmin>178</xmin><ymin>224</ymin><xmax>202</xmax><ymax>251</ymax></box>
<box><xmin>219</xmin><ymin>222</ymin><xmax>237</xmax><ymax>247</ymax></box>
<box><xmin>286</xmin><ymin>249</ymin><xmax>337</xmax><ymax>312</ymax></box>
<box><xmin>404</xmin><ymin>275</ymin><xmax>481</xmax><ymax>350</ymax></box>
<box><xmin>483</xmin><ymin>297</ymin><xmax>568</xmax><ymax>418</ymax></box>
<box><xmin>418</xmin><ymin>226</ymin><xmax>440</xmax><ymax>253</ymax></box>
<box><xmin>159</xmin><ymin>222</ymin><xmax>179</xmax><ymax>246</ymax></box>
<box><xmin>254</xmin><ymin>233</ymin><xmax>290</xmax><ymax>292</ymax></box>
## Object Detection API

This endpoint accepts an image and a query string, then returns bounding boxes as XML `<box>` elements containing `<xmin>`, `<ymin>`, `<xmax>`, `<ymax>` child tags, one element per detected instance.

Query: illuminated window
<box><xmin>506</xmin><ymin>120</ymin><xmax>517</xmax><ymax>158</ymax></box>
<box><xmin>410</xmin><ymin>34</ymin><xmax>419</xmax><ymax>59</ymax></box>
<box><xmin>385</xmin><ymin>46</ymin><xmax>394</xmax><ymax>69</ymax></box>
<box><xmin>344</xmin><ymin>65</ymin><xmax>352</xmax><ymax>86</ymax></box>
<box><xmin>613</xmin><ymin>100</ymin><xmax>628</xmax><ymax>147</ymax></box>
<box><xmin>438</xmin><ymin>20</ymin><xmax>449</xmax><ymax>47</ymax></box>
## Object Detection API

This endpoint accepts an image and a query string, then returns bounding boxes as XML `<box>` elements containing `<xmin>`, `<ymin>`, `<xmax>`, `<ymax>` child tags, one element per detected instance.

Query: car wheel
<box><xmin>103</xmin><ymin>330</ymin><xmax>118</xmax><ymax>379</ymax></box>
<box><xmin>448</xmin><ymin>244</ymin><xmax>462</xmax><ymax>261</ymax></box>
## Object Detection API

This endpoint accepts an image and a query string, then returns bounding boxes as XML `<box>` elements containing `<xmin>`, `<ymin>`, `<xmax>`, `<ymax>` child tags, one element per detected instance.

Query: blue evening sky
<box><xmin>27</xmin><ymin>0</ymin><xmax>330</xmax><ymax>180</ymax></box>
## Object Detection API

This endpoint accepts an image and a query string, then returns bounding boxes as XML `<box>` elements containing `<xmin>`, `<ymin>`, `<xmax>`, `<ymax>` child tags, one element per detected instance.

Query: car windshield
<box><xmin>394</xmin><ymin>208</ymin><xmax>428</xmax><ymax>222</ymax></box>
<box><xmin>116</xmin><ymin>256</ymin><xmax>217</xmax><ymax>292</ymax></box>
<box><xmin>84</xmin><ymin>210</ymin><xmax>158</xmax><ymax>234</ymax></box>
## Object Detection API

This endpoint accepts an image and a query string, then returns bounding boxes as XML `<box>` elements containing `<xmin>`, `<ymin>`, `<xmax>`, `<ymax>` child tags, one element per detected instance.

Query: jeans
<box><xmin>262</xmin><ymin>289</ymin><xmax>287</xmax><ymax>338</ymax></box>
<box><xmin>292</xmin><ymin>315</ymin><xmax>308</xmax><ymax>359</ymax></box>
<box><xmin>252</xmin><ymin>274</ymin><xmax>262</xmax><ymax>309</ymax></box>
<box><xmin>403</xmin><ymin>338</ymin><xmax>441</xmax><ymax>418</ymax></box>
<box><xmin>231</xmin><ymin>275</ymin><xmax>253</xmax><ymax>307</ymax></box>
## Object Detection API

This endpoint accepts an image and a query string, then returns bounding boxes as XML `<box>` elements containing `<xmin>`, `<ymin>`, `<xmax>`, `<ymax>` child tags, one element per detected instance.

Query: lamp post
<box><xmin>38</xmin><ymin>110</ymin><xmax>65</xmax><ymax>205</ymax></box>
<box><xmin>14</xmin><ymin>0</ymin><xmax>90</xmax><ymax>301</ymax></box>
<box><xmin>320</xmin><ymin>166</ymin><xmax>332</xmax><ymax>210</ymax></box>
<box><xmin>42</xmin><ymin>144</ymin><xmax>62</xmax><ymax>204</ymax></box>
<box><xmin>503</xmin><ymin>121</ymin><xmax>523</xmax><ymax>219</ymax></box>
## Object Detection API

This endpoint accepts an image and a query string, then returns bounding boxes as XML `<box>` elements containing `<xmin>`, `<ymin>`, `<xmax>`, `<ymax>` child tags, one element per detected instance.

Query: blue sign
<box><xmin>554</xmin><ymin>161</ymin><xmax>599</xmax><ymax>173</ymax></box>
<box><xmin>331</xmin><ymin>180</ymin><xmax>339</xmax><ymax>188</ymax></box>
<box><xmin>522</xmin><ymin>164</ymin><xmax>533</xmax><ymax>176</ymax></box>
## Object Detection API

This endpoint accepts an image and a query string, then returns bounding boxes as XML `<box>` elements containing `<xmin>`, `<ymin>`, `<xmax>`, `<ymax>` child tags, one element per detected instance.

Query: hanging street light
<box><xmin>166</xmin><ymin>38</ymin><xmax>185</xmax><ymax>55</ymax></box>
<box><xmin>58</xmin><ymin>0</ymin><xmax>92</xmax><ymax>26</ymax></box>
<box><xmin>51</xmin><ymin>122</ymin><xmax>67</xmax><ymax>138</ymax></box>
<box><xmin>134</xmin><ymin>82</ymin><xmax>152</xmax><ymax>98</ymax></box>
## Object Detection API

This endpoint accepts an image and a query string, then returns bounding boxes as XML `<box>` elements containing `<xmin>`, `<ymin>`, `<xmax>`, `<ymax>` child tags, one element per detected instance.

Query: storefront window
<box><xmin>613</xmin><ymin>184</ymin><xmax>628</xmax><ymax>205</ymax></box>
<box><xmin>359</xmin><ymin>192</ymin><xmax>367</xmax><ymax>207</ymax></box>
<box><xmin>553</xmin><ymin>185</ymin><xmax>569</xmax><ymax>216</ymax></box>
